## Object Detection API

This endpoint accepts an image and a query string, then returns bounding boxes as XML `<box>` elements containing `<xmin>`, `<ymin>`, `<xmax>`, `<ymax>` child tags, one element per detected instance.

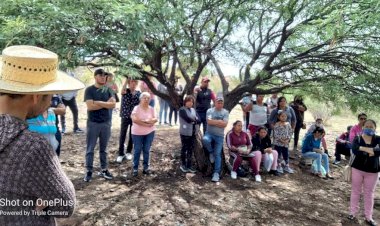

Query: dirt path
<box><xmin>56</xmin><ymin>105</ymin><xmax>380</xmax><ymax>226</ymax></box>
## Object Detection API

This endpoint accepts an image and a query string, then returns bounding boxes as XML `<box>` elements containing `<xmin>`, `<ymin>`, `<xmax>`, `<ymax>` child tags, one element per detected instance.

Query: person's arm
<box><xmin>351</xmin><ymin>135</ymin><xmax>371</xmax><ymax>156</ymax></box>
<box><xmin>299</xmin><ymin>103</ymin><xmax>307</xmax><ymax>112</ymax></box>
<box><xmin>121</xmin><ymin>79</ymin><xmax>128</xmax><ymax>94</ymax></box>
<box><xmin>25</xmin><ymin>139</ymin><xmax>76</xmax><ymax>216</ymax></box>
<box><xmin>52</xmin><ymin>103</ymin><xmax>66</xmax><ymax>115</ymax></box>
<box><xmin>94</xmin><ymin>96</ymin><xmax>116</xmax><ymax>109</ymax></box>
<box><xmin>145</xmin><ymin>107</ymin><xmax>158</xmax><ymax>125</ymax></box>
<box><xmin>226</xmin><ymin>131</ymin><xmax>238</xmax><ymax>152</ymax></box>
<box><xmin>301</xmin><ymin>135</ymin><xmax>314</xmax><ymax>153</ymax></box>
<box><xmin>268</xmin><ymin>110</ymin><xmax>277</xmax><ymax>129</ymax></box>
<box><xmin>243</xmin><ymin>102</ymin><xmax>253</xmax><ymax>112</ymax></box>
<box><xmin>246</xmin><ymin>133</ymin><xmax>253</xmax><ymax>150</ymax></box>
<box><xmin>290</xmin><ymin>108</ymin><xmax>296</xmax><ymax>129</ymax></box>
<box><xmin>336</xmin><ymin>133</ymin><xmax>347</xmax><ymax>143</ymax></box>
<box><xmin>349</xmin><ymin>126</ymin><xmax>358</xmax><ymax>143</ymax></box>
<box><xmin>179</xmin><ymin>108</ymin><xmax>195</xmax><ymax>123</ymax></box>
<box><xmin>131</xmin><ymin>107</ymin><xmax>148</xmax><ymax>126</ymax></box>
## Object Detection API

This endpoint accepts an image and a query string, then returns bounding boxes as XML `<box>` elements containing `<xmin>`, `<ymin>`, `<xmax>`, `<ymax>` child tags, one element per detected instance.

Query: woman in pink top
<box><xmin>349</xmin><ymin>113</ymin><xmax>367</xmax><ymax>143</ymax></box>
<box><xmin>131</xmin><ymin>92</ymin><xmax>157</xmax><ymax>177</ymax></box>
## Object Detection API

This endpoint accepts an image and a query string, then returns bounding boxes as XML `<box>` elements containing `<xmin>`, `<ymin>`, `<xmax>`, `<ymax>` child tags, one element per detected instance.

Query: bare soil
<box><xmin>56</xmin><ymin>104</ymin><xmax>380</xmax><ymax>226</ymax></box>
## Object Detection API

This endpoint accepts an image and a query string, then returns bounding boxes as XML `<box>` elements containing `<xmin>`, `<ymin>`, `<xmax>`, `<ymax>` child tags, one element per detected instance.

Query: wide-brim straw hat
<box><xmin>0</xmin><ymin>45</ymin><xmax>85</xmax><ymax>94</ymax></box>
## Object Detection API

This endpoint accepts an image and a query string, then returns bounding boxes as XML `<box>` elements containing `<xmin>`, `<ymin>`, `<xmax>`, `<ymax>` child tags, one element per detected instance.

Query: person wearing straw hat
<box><xmin>0</xmin><ymin>45</ymin><xmax>84</xmax><ymax>225</ymax></box>
<box><xmin>83</xmin><ymin>68</ymin><xmax>116</xmax><ymax>182</ymax></box>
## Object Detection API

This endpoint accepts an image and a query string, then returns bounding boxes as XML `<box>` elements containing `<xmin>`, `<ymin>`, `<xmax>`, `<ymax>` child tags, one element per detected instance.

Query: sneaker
<box><xmin>143</xmin><ymin>169</ymin><xmax>152</xmax><ymax>175</ymax></box>
<box><xmin>255</xmin><ymin>174</ymin><xmax>262</xmax><ymax>182</ymax></box>
<box><xmin>326</xmin><ymin>173</ymin><xmax>334</xmax><ymax>179</ymax></box>
<box><xmin>116</xmin><ymin>155</ymin><xmax>126</xmax><ymax>163</ymax></box>
<box><xmin>126</xmin><ymin>153</ymin><xmax>133</xmax><ymax>160</ymax></box>
<box><xmin>132</xmin><ymin>170</ymin><xmax>138</xmax><ymax>177</ymax></box>
<box><xmin>187</xmin><ymin>167</ymin><xmax>197</xmax><ymax>174</ymax></box>
<box><xmin>180</xmin><ymin>165</ymin><xmax>189</xmax><ymax>173</ymax></box>
<box><xmin>209</xmin><ymin>153</ymin><xmax>215</xmax><ymax>164</ymax></box>
<box><xmin>98</xmin><ymin>170</ymin><xmax>113</xmax><ymax>180</ymax></box>
<box><xmin>365</xmin><ymin>219</ymin><xmax>377</xmax><ymax>226</ymax></box>
<box><xmin>74</xmin><ymin>128</ymin><xmax>84</xmax><ymax>133</ymax></box>
<box><xmin>231</xmin><ymin>171</ymin><xmax>237</xmax><ymax>179</ymax></box>
<box><xmin>83</xmin><ymin>171</ymin><xmax>92</xmax><ymax>182</ymax></box>
<box><xmin>333</xmin><ymin>160</ymin><xmax>341</xmax><ymax>165</ymax></box>
<box><xmin>61</xmin><ymin>128</ymin><xmax>66</xmax><ymax>135</ymax></box>
<box><xmin>347</xmin><ymin>215</ymin><xmax>356</xmax><ymax>221</ymax></box>
<box><xmin>269</xmin><ymin>170</ymin><xmax>280</xmax><ymax>176</ymax></box>
<box><xmin>211</xmin><ymin>173</ymin><xmax>220</xmax><ymax>182</ymax></box>
<box><xmin>277</xmin><ymin>166</ymin><xmax>284</xmax><ymax>174</ymax></box>
<box><xmin>284</xmin><ymin>166</ymin><xmax>294</xmax><ymax>174</ymax></box>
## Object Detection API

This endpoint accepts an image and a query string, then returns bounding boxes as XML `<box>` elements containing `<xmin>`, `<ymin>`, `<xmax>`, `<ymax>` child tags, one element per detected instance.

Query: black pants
<box><xmin>293</xmin><ymin>124</ymin><xmax>302</xmax><ymax>149</ymax></box>
<box><xmin>118</xmin><ymin>118</ymin><xmax>133</xmax><ymax>156</ymax></box>
<box><xmin>61</xmin><ymin>97</ymin><xmax>79</xmax><ymax>131</ymax></box>
<box><xmin>169</xmin><ymin>106</ymin><xmax>178</xmax><ymax>125</ymax></box>
<box><xmin>180</xmin><ymin>134</ymin><xmax>195</xmax><ymax>168</ymax></box>
<box><xmin>55</xmin><ymin>130</ymin><xmax>61</xmax><ymax>157</ymax></box>
<box><xmin>245</xmin><ymin>113</ymin><xmax>249</xmax><ymax>130</ymax></box>
<box><xmin>198</xmin><ymin>111</ymin><xmax>207</xmax><ymax>134</ymax></box>
<box><xmin>335</xmin><ymin>143</ymin><xmax>351</xmax><ymax>161</ymax></box>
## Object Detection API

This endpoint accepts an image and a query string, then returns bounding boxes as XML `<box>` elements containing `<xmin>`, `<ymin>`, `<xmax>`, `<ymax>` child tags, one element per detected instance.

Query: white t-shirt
<box><xmin>249</xmin><ymin>101</ymin><xmax>268</xmax><ymax>126</ymax></box>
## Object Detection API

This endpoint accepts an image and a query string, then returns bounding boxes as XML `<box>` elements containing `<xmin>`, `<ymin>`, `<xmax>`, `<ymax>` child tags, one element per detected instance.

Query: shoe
<box><xmin>187</xmin><ymin>167</ymin><xmax>197</xmax><ymax>174</ymax></box>
<box><xmin>143</xmin><ymin>169</ymin><xmax>152</xmax><ymax>175</ymax></box>
<box><xmin>269</xmin><ymin>170</ymin><xmax>280</xmax><ymax>176</ymax></box>
<box><xmin>180</xmin><ymin>165</ymin><xmax>189</xmax><ymax>173</ymax></box>
<box><xmin>211</xmin><ymin>173</ymin><xmax>220</xmax><ymax>182</ymax></box>
<box><xmin>277</xmin><ymin>166</ymin><xmax>284</xmax><ymax>174</ymax></box>
<box><xmin>255</xmin><ymin>174</ymin><xmax>262</xmax><ymax>182</ymax></box>
<box><xmin>83</xmin><ymin>171</ymin><xmax>92</xmax><ymax>182</ymax></box>
<box><xmin>132</xmin><ymin>170</ymin><xmax>138</xmax><ymax>177</ymax></box>
<box><xmin>209</xmin><ymin>153</ymin><xmax>215</xmax><ymax>163</ymax></box>
<box><xmin>126</xmin><ymin>153</ymin><xmax>133</xmax><ymax>160</ymax></box>
<box><xmin>164</xmin><ymin>122</ymin><xmax>169</xmax><ymax>125</ymax></box>
<box><xmin>348</xmin><ymin>215</ymin><xmax>356</xmax><ymax>221</ymax></box>
<box><xmin>365</xmin><ymin>219</ymin><xmax>377</xmax><ymax>226</ymax></box>
<box><xmin>333</xmin><ymin>160</ymin><xmax>341</xmax><ymax>165</ymax></box>
<box><xmin>116</xmin><ymin>155</ymin><xmax>126</xmax><ymax>163</ymax></box>
<box><xmin>61</xmin><ymin>128</ymin><xmax>66</xmax><ymax>135</ymax></box>
<box><xmin>74</xmin><ymin>128</ymin><xmax>84</xmax><ymax>133</ymax></box>
<box><xmin>326</xmin><ymin>173</ymin><xmax>334</xmax><ymax>179</ymax></box>
<box><xmin>316</xmin><ymin>172</ymin><xmax>326</xmax><ymax>179</ymax></box>
<box><xmin>231</xmin><ymin>171</ymin><xmax>237</xmax><ymax>179</ymax></box>
<box><xmin>284</xmin><ymin>166</ymin><xmax>294</xmax><ymax>174</ymax></box>
<box><xmin>98</xmin><ymin>170</ymin><xmax>113</xmax><ymax>180</ymax></box>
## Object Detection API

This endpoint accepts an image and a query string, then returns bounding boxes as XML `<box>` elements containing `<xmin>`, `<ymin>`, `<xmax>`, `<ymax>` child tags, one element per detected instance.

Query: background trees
<box><xmin>1</xmin><ymin>0</ymin><xmax>379</xmax><ymax>111</ymax></box>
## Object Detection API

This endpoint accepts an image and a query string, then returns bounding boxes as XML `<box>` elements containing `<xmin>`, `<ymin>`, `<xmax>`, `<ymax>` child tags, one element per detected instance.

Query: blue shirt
<box><xmin>302</xmin><ymin>133</ymin><xmax>321</xmax><ymax>153</ymax></box>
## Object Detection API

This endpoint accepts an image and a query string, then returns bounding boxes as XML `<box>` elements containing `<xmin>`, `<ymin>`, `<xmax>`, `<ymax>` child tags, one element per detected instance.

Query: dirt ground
<box><xmin>56</xmin><ymin>103</ymin><xmax>380</xmax><ymax>226</ymax></box>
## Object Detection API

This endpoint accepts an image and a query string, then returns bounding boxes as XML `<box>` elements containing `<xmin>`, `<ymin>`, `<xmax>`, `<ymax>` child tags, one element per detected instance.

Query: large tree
<box><xmin>1</xmin><ymin>0</ymin><xmax>379</xmax><ymax>111</ymax></box>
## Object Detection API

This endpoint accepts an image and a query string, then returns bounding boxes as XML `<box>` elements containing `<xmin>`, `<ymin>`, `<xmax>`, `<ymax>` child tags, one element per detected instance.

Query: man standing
<box><xmin>116</xmin><ymin>78</ymin><xmax>141</xmax><ymax>163</ymax></box>
<box><xmin>0</xmin><ymin>45</ymin><xmax>84</xmax><ymax>225</ymax></box>
<box><xmin>202</xmin><ymin>96</ymin><xmax>229</xmax><ymax>182</ymax></box>
<box><xmin>84</xmin><ymin>68</ymin><xmax>116</xmax><ymax>182</ymax></box>
<box><xmin>60</xmin><ymin>71</ymin><xmax>83</xmax><ymax>134</ymax></box>
<box><xmin>195</xmin><ymin>77</ymin><xmax>216</xmax><ymax>133</ymax></box>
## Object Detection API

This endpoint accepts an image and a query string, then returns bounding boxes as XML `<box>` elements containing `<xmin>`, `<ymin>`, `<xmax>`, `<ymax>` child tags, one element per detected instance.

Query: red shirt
<box><xmin>226</xmin><ymin>130</ymin><xmax>252</xmax><ymax>150</ymax></box>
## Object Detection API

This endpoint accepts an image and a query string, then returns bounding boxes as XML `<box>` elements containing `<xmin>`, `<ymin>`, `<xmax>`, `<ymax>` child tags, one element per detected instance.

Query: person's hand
<box><xmin>265</xmin><ymin>148</ymin><xmax>272</xmax><ymax>153</ymax></box>
<box><xmin>121</xmin><ymin>89</ymin><xmax>127</xmax><ymax>95</ymax></box>
<box><xmin>35</xmin><ymin>199</ymin><xmax>47</xmax><ymax>212</ymax></box>
<box><xmin>108</xmin><ymin>97</ymin><xmax>116</xmax><ymax>102</ymax></box>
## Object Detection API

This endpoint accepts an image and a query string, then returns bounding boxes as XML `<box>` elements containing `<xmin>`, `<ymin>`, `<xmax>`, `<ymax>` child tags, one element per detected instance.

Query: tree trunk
<box><xmin>193</xmin><ymin>131</ymin><xmax>228</xmax><ymax>177</ymax></box>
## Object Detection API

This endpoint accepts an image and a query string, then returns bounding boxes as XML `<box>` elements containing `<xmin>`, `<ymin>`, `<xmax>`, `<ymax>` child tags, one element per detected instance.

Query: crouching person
<box><xmin>226</xmin><ymin>120</ymin><xmax>257</xmax><ymax>180</ymax></box>
<box><xmin>202</xmin><ymin>96</ymin><xmax>229</xmax><ymax>182</ymax></box>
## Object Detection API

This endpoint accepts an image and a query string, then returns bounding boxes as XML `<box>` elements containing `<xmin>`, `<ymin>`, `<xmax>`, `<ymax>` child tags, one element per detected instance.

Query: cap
<box><xmin>216</xmin><ymin>96</ymin><xmax>224</xmax><ymax>101</ymax></box>
<box><xmin>201</xmin><ymin>77</ymin><xmax>210</xmax><ymax>82</ymax></box>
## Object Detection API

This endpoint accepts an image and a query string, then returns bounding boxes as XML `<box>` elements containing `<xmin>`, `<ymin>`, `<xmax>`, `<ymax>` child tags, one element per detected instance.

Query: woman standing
<box><xmin>290</xmin><ymin>95</ymin><xmax>307</xmax><ymax>151</ymax></box>
<box><xmin>269</xmin><ymin>96</ymin><xmax>297</xmax><ymax>131</ymax></box>
<box><xmin>178</xmin><ymin>95</ymin><xmax>200</xmax><ymax>173</ymax></box>
<box><xmin>348</xmin><ymin>119</ymin><xmax>380</xmax><ymax>226</ymax></box>
<box><xmin>131</xmin><ymin>92</ymin><xmax>157</xmax><ymax>177</ymax></box>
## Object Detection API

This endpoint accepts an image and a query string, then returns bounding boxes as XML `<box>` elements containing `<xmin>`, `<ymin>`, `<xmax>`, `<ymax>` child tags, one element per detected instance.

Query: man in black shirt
<box><xmin>195</xmin><ymin>77</ymin><xmax>215</xmax><ymax>133</ymax></box>
<box><xmin>83</xmin><ymin>69</ymin><xmax>116</xmax><ymax>182</ymax></box>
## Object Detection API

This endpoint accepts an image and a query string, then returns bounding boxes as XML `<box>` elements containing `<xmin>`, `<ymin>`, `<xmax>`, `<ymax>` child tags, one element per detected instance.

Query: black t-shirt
<box><xmin>51</xmin><ymin>95</ymin><xmax>63</xmax><ymax>130</ymax></box>
<box><xmin>196</xmin><ymin>88</ymin><xmax>213</xmax><ymax>113</ymax></box>
<box><xmin>84</xmin><ymin>85</ymin><xmax>114</xmax><ymax>123</ymax></box>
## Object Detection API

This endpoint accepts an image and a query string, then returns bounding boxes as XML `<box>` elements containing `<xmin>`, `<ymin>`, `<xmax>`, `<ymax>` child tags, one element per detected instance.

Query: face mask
<box><xmin>363</xmin><ymin>128</ymin><xmax>375</xmax><ymax>136</ymax></box>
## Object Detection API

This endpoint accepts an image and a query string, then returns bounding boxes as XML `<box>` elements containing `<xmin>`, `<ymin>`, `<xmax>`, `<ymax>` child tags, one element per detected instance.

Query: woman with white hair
<box><xmin>131</xmin><ymin>92</ymin><xmax>157</xmax><ymax>177</ymax></box>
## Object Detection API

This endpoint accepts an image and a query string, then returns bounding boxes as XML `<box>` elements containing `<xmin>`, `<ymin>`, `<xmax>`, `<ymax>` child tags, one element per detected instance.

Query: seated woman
<box><xmin>301</xmin><ymin>127</ymin><xmax>333</xmax><ymax>179</ymax></box>
<box><xmin>226</xmin><ymin>120</ymin><xmax>258</xmax><ymax>181</ymax></box>
<box><xmin>333</xmin><ymin>125</ymin><xmax>352</xmax><ymax>165</ymax></box>
<box><xmin>251</xmin><ymin>127</ymin><xmax>280</xmax><ymax>176</ymax></box>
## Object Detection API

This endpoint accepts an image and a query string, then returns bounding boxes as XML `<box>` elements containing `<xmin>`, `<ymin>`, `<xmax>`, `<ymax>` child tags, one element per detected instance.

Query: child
<box><xmin>307</xmin><ymin>118</ymin><xmax>330</xmax><ymax>157</ymax></box>
<box><xmin>273</xmin><ymin>111</ymin><xmax>294</xmax><ymax>173</ymax></box>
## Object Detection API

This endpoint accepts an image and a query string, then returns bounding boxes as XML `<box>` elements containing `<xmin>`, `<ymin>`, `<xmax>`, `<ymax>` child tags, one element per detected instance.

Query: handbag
<box><xmin>344</xmin><ymin>150</ymin><xmax>356</xmax><ymax>183</ymax></box>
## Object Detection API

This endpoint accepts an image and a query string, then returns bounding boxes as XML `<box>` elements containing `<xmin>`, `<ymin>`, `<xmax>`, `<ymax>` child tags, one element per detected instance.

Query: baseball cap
<box><xmin>216</xmin><ymin>96</ymin><xmax>224</xmax><ymax>102</ymax></box>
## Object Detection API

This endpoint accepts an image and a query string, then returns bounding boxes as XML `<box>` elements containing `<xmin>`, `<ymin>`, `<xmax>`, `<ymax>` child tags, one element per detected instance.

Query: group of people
<box><xmin>0</xmin><ymin>45</ymin><xmax>379</xmax><ymax>225</ymax></box>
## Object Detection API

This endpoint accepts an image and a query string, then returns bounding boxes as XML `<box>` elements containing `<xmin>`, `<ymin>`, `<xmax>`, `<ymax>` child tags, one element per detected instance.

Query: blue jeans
<box><xmin>197</xmin><ymin>111</ymin><xmax>207</xmax><ymax>134</ymax></box>
<box><xmin>203</xmin><ymin>132</ymin><xmax>224</xmax><ymax>174</ymax></box>
<box><xmin>85</xmin><ymin>121</ymin><xmax>111</xmax><ymax>172</ymax></box>
<box><xmin>159</xmin><ymin>100</ymin><xmax>169</xmax><ymax>123</ymax></box>
<box><xmin>132</xmin><ymin>131</ymin><xmax>155</xmax><ymax>171</ymax></box>
<box><xmin>302</xmin><ymin>152</ymin><xmax>329</xmax><ymax>173</ymax></box>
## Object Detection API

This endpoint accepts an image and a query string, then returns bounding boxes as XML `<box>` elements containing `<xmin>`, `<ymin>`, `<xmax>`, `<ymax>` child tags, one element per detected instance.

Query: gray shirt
<box><xmin>206</xmin><ymin>107</ymin><xmax>229</xmax><ymax>137</ymax></box>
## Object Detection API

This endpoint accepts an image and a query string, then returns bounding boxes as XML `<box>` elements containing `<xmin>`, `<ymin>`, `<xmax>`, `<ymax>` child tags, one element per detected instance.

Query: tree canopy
<box><xmin>1</xmin><ymin>0</ymin><xmax>379</xmax><ymax>111</ymax></box>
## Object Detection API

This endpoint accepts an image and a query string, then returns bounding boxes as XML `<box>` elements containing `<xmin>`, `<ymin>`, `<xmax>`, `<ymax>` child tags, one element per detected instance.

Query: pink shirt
<box><xmin>131</xmin><ymin>105</ymin><xmax>156</xmax><ymax>135</ymax></box>
<box><xmin>349</xmin><ymin>124</ymin><xmax>362</xmax><ymax>143</ymax></box>
<box><xmin>141</xmin><ymin>81</ymin><xmax>156</xmax><ymax>99</ymax></box>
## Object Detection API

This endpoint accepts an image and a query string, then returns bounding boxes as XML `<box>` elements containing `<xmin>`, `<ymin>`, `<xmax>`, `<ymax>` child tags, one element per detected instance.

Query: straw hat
<box><xmin>0</xmin><ymin>45</ymin><xmax>85</xmax><ymax>94</ymax></box>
